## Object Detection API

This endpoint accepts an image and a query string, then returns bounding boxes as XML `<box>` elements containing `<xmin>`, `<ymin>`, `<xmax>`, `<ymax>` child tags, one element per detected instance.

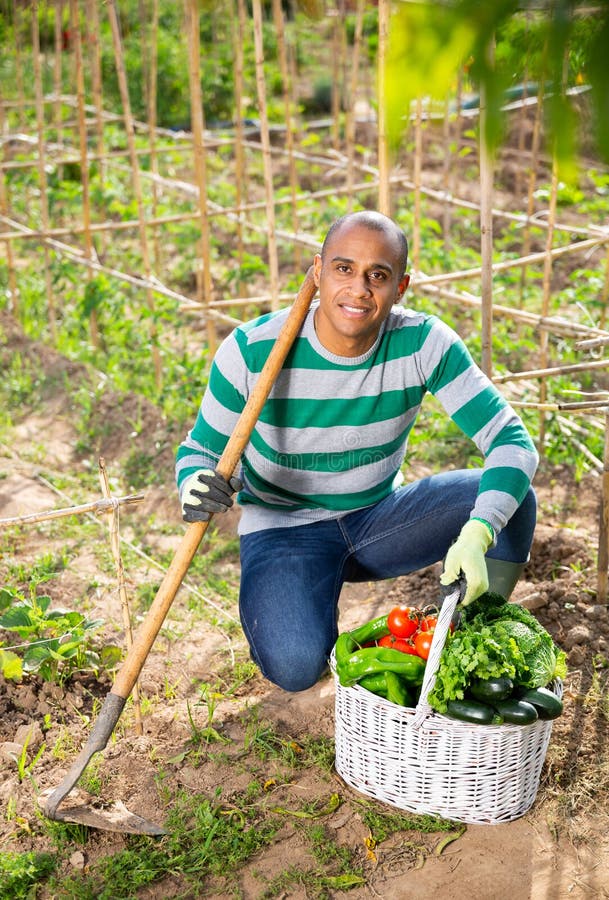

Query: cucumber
<box><xmin>445</xmin><ymin>698</ymin><xmax>500</xmax><ymax>725</ymax></box>
<box><xmin>518</xmin><ymin>686</ymin><xmax>563</xmax><ymax>720</ymax></box>
<box><xmin>493</xmin><ymin>698</ymin><xmax>539</xmax><ymax>725</ymax></box>
<box><xmin>468</xmin><ymin>675</ymin><xmax>514</xmax><ymax>703</ymax></box>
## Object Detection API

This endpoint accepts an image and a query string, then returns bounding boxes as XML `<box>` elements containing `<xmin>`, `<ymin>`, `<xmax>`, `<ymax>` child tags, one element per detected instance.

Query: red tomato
<box><xmin>378</xmin><ymin>634</ymin><xmax>395</xmax><ymax>648</ymax></box>
<box><xmin>414</xmin><ymin>631</ymin><xmax>433</xmax><ymax>660</ymax></box>
<box><xmin>378</xmin><ymin>634</ymin><xmax>418</xmax><ymax>654</ymax></box>
<box><xmin>387</xmin><ymin>606</ymin><xmax>419</xmax><ymax>639</ymax></box>
<box><xmin>420</xmin><ymin>614</ymin><xmax>454</xmax><ymax>634</ymax></box>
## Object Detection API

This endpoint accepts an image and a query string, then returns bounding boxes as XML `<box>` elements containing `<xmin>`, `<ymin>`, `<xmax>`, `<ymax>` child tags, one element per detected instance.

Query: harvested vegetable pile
<box><xmin>333</xmin><ymin>592</ymin><xmax>567</xmax><ymax>726</ymax></box>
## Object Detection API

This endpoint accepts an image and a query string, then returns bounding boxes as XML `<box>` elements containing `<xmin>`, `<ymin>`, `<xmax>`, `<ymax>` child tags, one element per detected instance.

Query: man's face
<box><xmin>313</xmin><ymin>222</ymin><xmax>410</xmax><ymax>357</ymax></box>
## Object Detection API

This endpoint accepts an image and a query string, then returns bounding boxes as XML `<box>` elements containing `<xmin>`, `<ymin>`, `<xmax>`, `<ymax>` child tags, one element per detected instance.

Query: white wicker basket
<box><xmin>332</xmin><ymin>584</ymin><xmax>562</xmax><ymax>825</ymax></box>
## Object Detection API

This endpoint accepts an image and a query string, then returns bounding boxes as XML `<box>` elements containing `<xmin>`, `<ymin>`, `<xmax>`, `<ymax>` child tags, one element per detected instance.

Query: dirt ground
<box><xmin>1</xmin><ymin>313</ymin><xmax>609</xmax><ymax>899</ymax></box>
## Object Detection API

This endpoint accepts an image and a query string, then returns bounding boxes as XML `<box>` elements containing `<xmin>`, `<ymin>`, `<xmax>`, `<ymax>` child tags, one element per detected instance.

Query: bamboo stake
<box><xmin>538</xmin><ymin>147</ymin><xmax>559</xmax><ymax>449</ymax></box>
<box><xmin>441</xmin><ymin>91</ymin><xmax>452</xmax><ymax>251</ymax></box>
<box><xmin>53</xmin><ymin>0</ymin><xmax>64</xmax><ymax>157</ymax></box>
<box><xmin>493</xmin><ymin>358</ymin><xmax>609</xmax><ymax>384</ymax></box>
<box><xmin>233</xmin><ymin>0</ymin><xmax>248</xmax><ymax>263</ymax></box>
<box><xmin>415</xmin><ymin>235</ymin><xmax>609</xmax><ymax>287</ymax></box>
<box><xmin>272</xmin><ymin>0</ymin><xmax>301</xmax><ymax>269</ymax></box>
<box><xmin>147</xmin><ymin>0</ymin><xmax>161</xmax><ymax>274</ymax></box>
<box><xmin>0</xmin><ymin>493</ymin><xmax>144</xmax><ymax>528</ymax></box>
<box><xmin>598</xmin><ymin>412</ymin><xmax>609</xmax><ymax>601</ymax></box>
<box><xmin>252</xmin><ymin>0</ymin><xmax>280</xmax><ymax>309</ymax></box>
<box><xmin>575</xmin><ymin>334</ymin><xmax>609</xmax><ymax>351</ymax></box>
<box><xmin>479</xmin><ymin>38</ymin><xmax>495</xmax><ymax>377</ymax></box>
<box><xmin>519</xmin><ymin>78</ymin><xmax>545</xmax><ymax>305</ymax></box>
<box><xmin>345</xmin><ymin>0</ymin><xmax>365</xmax><ymax>212</ymax></box>
<box><xmin>32</xmin><ymin>1</ymin><xmax>57</xmax><ymax>344</ymax></box>
<box><xmin>185</xmin><ymin>0</ymin><xmax>217</xmax><ymax>357</ymax></box>
<box><xmin>0</xmin><ymin>92</ymin><xmax>18</xmax><ymax>315</ymax></box>
<box><xmin>509</xmin><ymin>401</ymin><xmax>609</xmax><ymax>413</ymax></box>
<box><xmin>70</xmin><ymin>0</ymin><xmax>100</xmax><ymax>349</ymax></box>
<box><xmin>377</xmin><ymin>0</ymin><xmax>390</xmax><ymax>215</ymax></box>
<box><xmin>331</xmin><ymin>6</ymin><xmax>342</xmax><ymax>154</ymax></box>
<box><xmin>107</xmin><ymin>0</ymin><xmax>162</xmax><ymax>388</ymax></box>
<box><xmin>600</xmin><ymin>243</ymin><xmax>609</xmax><ymax>331</ymax></box>
<box><xmin>514</xmin><ymin>16</ymin><xmax>530</xmax><ymax>200</ymax></box>
<box><xmin>86</xmin><ymin>0</ymin><xmax>106</xmax><ymax>253</ymax></box>
<box><xmin>98</xmin><ymin>458</ymin><xmax>143</xmax><ymax>736</ymax></box>
<box><xmin>445</xmin><ymin>70</ymin><xmax>464</xmax><ymax>252</ymax></box>
<box><xmin>418</xmin><ymin>281</ymin><xmax>609</xmax><ymax>341</ymax></box>
<box><xmin>13</xmin><ymin>0</ymin><xmax>26</xmax><ymax>131</ymax></box>
<box><xmin>412</xmin><ymin>95</ymin><xmax>423</xmax><ymax>272</ymax></box>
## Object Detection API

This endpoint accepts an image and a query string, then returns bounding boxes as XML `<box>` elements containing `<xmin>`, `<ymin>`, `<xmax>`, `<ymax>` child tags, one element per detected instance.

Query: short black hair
<box><xmin>321</xmin><ymin>211</ymin><xmax>409</xmax><ymax>278</ymax></box>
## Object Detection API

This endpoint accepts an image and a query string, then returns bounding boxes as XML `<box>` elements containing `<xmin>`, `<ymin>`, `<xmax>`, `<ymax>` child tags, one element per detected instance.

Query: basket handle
<box><xmin>410</xmin><ymin>579</ymin><xmax>465</xmax><ymax>728</ymax></box>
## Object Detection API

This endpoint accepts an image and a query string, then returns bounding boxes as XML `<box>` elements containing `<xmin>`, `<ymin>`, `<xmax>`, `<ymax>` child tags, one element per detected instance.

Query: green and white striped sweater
<box><xmin>176</xmin><ymin>302</ymin><xmax>538</xmax><ymax>536</ymax></box>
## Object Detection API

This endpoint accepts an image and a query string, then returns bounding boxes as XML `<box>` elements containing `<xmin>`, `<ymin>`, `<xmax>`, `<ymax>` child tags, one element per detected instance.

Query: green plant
<box><xmin>0</xmin><ymin>851</ymin><xmax>56</xmax><ymax>899</ymax></box>
<box><xmin>0</xmin><ymin>587</ymin><xmax>103</xmax><ymax>683</ymax></box>
<box><xmin>49</xmin><ymin>789</ymin><xmax>280</xmax><ymax>898</ymax></box>
<box><xmin>358</xmin><ymin>802</ymin><xmax>456</xmax><ymax>843</ymax></box>
<box><xmin>15</xmin><ymin>731</ymin><xmax>46</xmax><ymax>783</ymax></box>
<box><xmin>186</xmin><ymin>688</ymin><xmax>230</xmax><ymax>747</ymax></box>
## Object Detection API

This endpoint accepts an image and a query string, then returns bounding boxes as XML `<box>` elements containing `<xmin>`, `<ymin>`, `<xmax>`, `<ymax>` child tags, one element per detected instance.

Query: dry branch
<box><xmin>598</xmin><ymin>413</ymin><xmax>609</xmax><ymax>601</ymax></box>
<box><xmin>107</xmin><ymin>0</ymin><xmax>162</xmax><ymax>387</ymax></box>
<box><xmin>98</xmin><ymin>458</ymin><xmax>143</xmax><ymax>735</ymax></box>
<box><xmin>186</xmin><ymin>0</ymin><xmax>217</xmax><ymax>356</ymax></box>
<box><xmin>252</xmin><ymin>0</ymin><xmax>280</xmax><ymax>309</ymax></box>
<box><xmin>0</xmin><ymin>493</ymin><xmax>144</xmax><ymax>528</ymax></box>
<box><xmin>493</xmin><ymin>358</ymin><xmax>609</xmax><ymax>384</ymax></box>
<box><xmin>418</xmin><ymin>280</ymin><xmax>609</xmax><ymax>341</ymax></box>
<box><xmin>377</xmin><ymin>0</ymin><xmax>390</xmax><ymax>215</ymax></box>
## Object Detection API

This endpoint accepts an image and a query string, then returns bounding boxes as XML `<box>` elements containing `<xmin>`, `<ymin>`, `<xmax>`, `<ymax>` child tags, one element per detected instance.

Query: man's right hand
<box><xmin>181</xmin><ymin>469</ymin><xmax>243</xmax><ymax>523</ymax></box>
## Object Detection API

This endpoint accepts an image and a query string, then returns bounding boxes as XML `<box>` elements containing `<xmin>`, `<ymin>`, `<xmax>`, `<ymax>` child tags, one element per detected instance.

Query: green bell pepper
<box><xmin>337</xmin><ymin>645</ymin><xmax>425</xmax><ymax>688</ymax></box>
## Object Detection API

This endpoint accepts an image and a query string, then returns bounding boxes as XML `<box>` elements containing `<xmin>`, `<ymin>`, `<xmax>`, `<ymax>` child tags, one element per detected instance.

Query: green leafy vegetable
<box><xmin>428</xmin><ymin>592</ymin><xmax>567</xmax><ymax>713</ymax></box>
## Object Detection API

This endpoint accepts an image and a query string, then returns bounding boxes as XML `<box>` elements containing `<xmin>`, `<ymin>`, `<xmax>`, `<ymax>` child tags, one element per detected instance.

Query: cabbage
<box><xmin>463</xmin><ymin>592</ymin><xmax>567</xmax><ymax>689</ymax></box>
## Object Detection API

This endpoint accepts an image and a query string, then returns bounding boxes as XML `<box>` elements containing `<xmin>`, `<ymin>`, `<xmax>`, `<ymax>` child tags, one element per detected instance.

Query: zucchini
<box><xmin>493</xmin><ymin>698</ymin><xmax>539</xmax><ymax>725</ymax></box>
<box><xmin>468</xmin><ymin>675</ymin><xmax>514</xmax><ymax>703</ymax></box>
<box><xmin>445</xmin><ymin>699</ymin><xmax>501</xmax><ymax>725</ymax></box>
<box><xmin>518</xmin><ymin>686</ymin><xmax>563</xmax><ymax>720</ymax></box>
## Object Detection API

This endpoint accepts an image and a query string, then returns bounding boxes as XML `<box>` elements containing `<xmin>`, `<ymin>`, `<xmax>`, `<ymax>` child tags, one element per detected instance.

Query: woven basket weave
<box><xmin>332</xmin><ymin>584</ymin><xmax>562</xmax><ymax>825</ymax></box>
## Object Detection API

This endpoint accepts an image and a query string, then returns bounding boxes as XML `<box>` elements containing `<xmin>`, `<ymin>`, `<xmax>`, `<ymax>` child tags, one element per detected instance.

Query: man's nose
<box><xmin>349</xmin><ymin>272</ymin><xmax>371</xmax><ymax>297</ymax></box>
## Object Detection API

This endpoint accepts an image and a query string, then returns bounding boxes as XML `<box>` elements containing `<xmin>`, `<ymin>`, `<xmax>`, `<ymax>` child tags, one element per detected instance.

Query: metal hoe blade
<box><xmin>38</xmin><ymin>788</ymin><xmax>166</xmax><ymax>836</ymax></box>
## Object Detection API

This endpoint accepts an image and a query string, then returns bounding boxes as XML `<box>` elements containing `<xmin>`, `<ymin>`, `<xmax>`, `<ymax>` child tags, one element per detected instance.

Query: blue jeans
<box><xmin>239</xmin><ymin>470</ymin><xmax>536</xmax><ymax>693</ymax></box>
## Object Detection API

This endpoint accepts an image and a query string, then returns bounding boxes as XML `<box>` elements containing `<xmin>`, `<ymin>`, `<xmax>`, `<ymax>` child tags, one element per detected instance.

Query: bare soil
<box><xmin>1</xmin><ymin>312</ymin><xmax>609</xmax><ymax>899</ymax></box>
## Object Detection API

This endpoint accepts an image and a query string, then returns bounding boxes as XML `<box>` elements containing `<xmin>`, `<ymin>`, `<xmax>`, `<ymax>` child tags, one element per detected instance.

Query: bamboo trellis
<box><xmin>2</xmin><ymin>2</ymin><xmax>609</xmax><ymax>592</ymax></box>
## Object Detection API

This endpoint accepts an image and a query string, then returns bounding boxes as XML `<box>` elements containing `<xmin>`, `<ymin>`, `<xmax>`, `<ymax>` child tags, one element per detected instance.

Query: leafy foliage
<box><xmin>429</xmin><ymin>591</ymin><xmax>567</xmax><ymax>711</ymax></box>
<box><xmin>386</xmin><ymin>1</ymin><xmax>609</xmax><ymax>170</ymax></box>
<box><xmin>0</xmin><ymin>587</ymin><xmax>107</xmax><ymax>683</ymax></box>
<box><xmin>0</xmin><ymin>851</ymin><xmax>56</xmax><ymax>900</ymax></box>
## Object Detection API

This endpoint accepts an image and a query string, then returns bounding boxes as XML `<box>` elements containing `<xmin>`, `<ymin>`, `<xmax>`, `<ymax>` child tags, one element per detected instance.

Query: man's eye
<box><xmin>370</xmin><ymin>271</ymin><xmax>387</xmax><ymax>281</ymax></box>
<box><xmin>336</xmin><ymin>265</ymin><xmax>351</xmax><ymax>273</ymax></box>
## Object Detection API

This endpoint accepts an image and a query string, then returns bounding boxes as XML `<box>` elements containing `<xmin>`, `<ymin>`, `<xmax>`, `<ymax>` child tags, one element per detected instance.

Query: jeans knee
<box><xmin>252</xmin><ymin>646</ymin><xmax>328</xmax><ymax>693</ymax></box>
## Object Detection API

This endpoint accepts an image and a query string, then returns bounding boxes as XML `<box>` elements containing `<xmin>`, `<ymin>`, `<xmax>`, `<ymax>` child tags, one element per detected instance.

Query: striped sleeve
<box><xmin>175</xmin><ymin>332</ymin><xmax>247</xmax><ymax>496</ymax></box>
<box><xmin>420</xmin><ymin>317</ymin><xmax>539</xmax><ymax>534</ymax></box>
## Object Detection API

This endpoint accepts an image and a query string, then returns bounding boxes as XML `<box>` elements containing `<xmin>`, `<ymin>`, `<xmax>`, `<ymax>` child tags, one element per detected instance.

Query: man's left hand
<box><xmin>440</xmin><ymin>519</ymin><xmax>494</xmax><ymax>605</ymax></box>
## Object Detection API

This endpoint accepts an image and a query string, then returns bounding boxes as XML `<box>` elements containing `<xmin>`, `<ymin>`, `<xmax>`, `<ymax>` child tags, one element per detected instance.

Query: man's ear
<box><xmin>313</xmin><ymin>253</ymin><xmax>322</xmax><ymax>286</ymax></box>
<box><xmin>397</xmin><ymin>273</ymin><xmax>410</xmax><ymax>298</ymax></box>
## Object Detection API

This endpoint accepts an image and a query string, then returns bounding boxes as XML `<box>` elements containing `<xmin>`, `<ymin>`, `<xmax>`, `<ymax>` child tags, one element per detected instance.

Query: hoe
<box><xmin>39</xmin><ymin>268</ymin><xmax>317</xmax><ymax>835</ymax></box>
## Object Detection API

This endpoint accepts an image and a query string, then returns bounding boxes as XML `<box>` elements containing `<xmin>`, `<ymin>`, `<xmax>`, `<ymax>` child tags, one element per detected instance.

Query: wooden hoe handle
<box><xmin>44</xmin><ymin>268</ymin><xmax>317</xmax><ymax>820</ymax></box>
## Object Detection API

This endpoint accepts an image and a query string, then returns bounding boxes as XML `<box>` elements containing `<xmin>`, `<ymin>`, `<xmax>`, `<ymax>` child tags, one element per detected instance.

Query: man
<box><xmin>176</xmin><ymin>211</ymin><xmax>538</xmax><ymax>692</ymax></box>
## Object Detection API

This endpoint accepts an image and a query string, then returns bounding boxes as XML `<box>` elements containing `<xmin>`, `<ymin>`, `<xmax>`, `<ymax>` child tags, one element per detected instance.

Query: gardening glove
<box><xmin>440</xmin><ymin>518</ymin><xmax>494</xmax><ymax>606</ymax></box>
<box><xmin>181</xmin><ymin>469</ymin><xmax>243</xmax><ymax>523</ymax></box>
